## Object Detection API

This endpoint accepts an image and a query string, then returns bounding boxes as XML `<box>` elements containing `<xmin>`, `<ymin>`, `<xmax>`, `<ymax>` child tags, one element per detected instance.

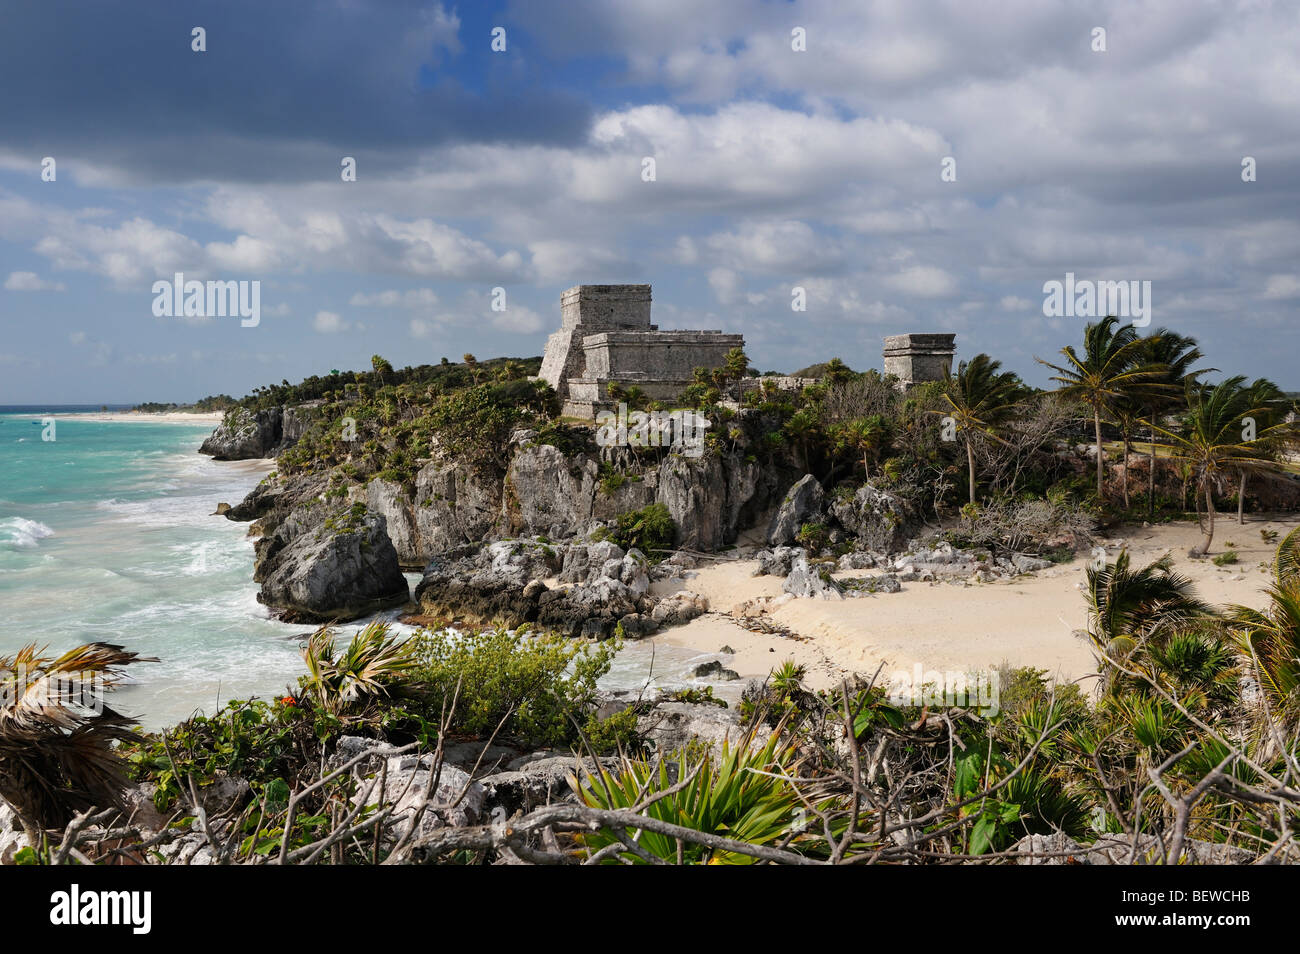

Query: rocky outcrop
<box><xmin>828</xmin><ymin>483</ymin><xmax>917</xmax><ymax>553</ymax></box>
<box><xmin>783</xmin><ymin>553</ymin><xmax>845</xmax><ymax>600</ymax></box>
<box><xmin>257</xmin><ymin>507</ymin><xmax>410</xmax><ymax>623</ymax></box>
<box><xmin>199</xmin><ymin>403</ymin><xmax>320</xmax><ymax>460</ymax></box>
<box><xmin>766</xmin><ymin>474</ymin><xmax>825</xmax><ymax>546</ymax></box>
<box><xmin>200</xmin><ymin>407</ymin><xmax>282</xmax><ymax>460</ymax></box>
<box><xmin>413</xmin><ymin>539</ymin><xmax>671</xmax><ymax>639</ymax></box>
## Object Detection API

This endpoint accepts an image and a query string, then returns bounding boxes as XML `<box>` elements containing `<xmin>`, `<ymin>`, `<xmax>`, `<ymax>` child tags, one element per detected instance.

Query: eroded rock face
<box><xmin>199</xmin><ymin>407</ymin><xmax>282</xmax><ymax>460</ymax></box>
<box><xmin>257</xmin><ymin>509</ymin><xmax>410</xmax><ymax>623</ymax></box>
<box><xmin>782</xmin><ymin>553</ymin><xmax>844</xmax><ymax>600</ymax></box>
<box><xmin>828</xmin><ymin>483</ymin><xmax>916</xmax><ymax>554</ymax></box>
<box><xmin>767</xmin><ymin>474</ymin><xmax>825</xmax><ymax>547</ymax></box>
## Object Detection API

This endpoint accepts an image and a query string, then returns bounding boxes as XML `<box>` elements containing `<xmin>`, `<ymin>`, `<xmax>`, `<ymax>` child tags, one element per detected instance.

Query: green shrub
<box><xmin>408</xmin><ymin>626</ymin><xmax>620</xmax><ymax>747</ymax></box>
<box><xmin>608</xmin><ymin>503</ymin><xmax>677</xmax><ymax>552</ymax></box>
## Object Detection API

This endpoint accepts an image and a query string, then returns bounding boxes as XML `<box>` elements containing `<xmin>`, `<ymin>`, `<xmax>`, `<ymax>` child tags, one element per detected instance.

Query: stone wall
<box><xmin>539</xmin><ymin>285</ymin><xmax>653</xmax><ymax>402</ymax></box>
<box><xmin>882</xmin><ymin>333</ymin><xmax>956</xmax><ymax>388</ymax></box>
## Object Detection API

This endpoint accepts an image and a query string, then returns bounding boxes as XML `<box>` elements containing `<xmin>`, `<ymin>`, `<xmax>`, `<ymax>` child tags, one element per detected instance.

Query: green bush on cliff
<box><xmin>604</xmin><ymin>503</ymin><xmax>676</xmax><ymax>552</ymax></box>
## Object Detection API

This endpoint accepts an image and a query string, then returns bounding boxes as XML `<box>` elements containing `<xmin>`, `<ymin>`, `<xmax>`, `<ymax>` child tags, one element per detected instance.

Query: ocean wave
<box><xmin>0</xmin><ymin>517</ymin><xmax>55</xmax><ymax>549</ymax></box>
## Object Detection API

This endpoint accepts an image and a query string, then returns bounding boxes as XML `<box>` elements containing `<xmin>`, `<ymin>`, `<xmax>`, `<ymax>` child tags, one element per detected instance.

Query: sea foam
<box><xmin>0</xmin><ymin>517</ymin><xmax>55</xmax><ymax>549</ymax></box>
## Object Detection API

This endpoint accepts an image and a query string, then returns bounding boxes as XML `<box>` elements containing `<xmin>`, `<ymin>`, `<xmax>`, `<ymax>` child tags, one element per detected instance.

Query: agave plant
<box><xmin>572</xmin><ymin>729</ymin><xmax>821</xmax><ymax>864</ymax></box>
<box><xmin>0</xmin><ymin>642</ymin><xmax>155</xmax><ymax>841</ymax></box>
<box><xmin>301</xmin><ymin>622</ymin><xmax>417</xmax><ymax>716</ymax></box>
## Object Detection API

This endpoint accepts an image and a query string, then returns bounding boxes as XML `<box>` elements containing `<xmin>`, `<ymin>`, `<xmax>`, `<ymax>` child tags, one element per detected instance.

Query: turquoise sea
<box><xmin>0</xmin><ymin>410</ymin><xmax>714</xmax><ymax>730</ymax></box>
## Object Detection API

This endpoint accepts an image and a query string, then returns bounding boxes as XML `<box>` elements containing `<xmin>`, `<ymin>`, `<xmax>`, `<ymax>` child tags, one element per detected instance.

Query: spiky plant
<box><xmin>1084</xmin><ymin>551</ymin><xmax>1212</xmax><ymax>694</ymax></box>
<box><xmin>1230</xmin><ymin>531</ymin><xmax>1300</xmax><ymax>724</ymax></box>
<box><xmin>301</xmin><ymin>622</ymin><xmax>417</xmax><ymax>716</ymax></box>
<box><xmin>0</xmin><ymin>642</ymin><xmax>155</xmax><ymax>842</ymax></box>
<box><xmin>572</xmin><ymin>729</ymin><xmax>820</xmax><ymax>864</ymax></box>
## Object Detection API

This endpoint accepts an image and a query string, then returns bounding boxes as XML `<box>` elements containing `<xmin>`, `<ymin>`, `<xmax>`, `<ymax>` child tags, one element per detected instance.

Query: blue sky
<box><xmin>1</xmin><ymin>0</ymin><xmax>1298</xmax><ymax>403</ymax></box>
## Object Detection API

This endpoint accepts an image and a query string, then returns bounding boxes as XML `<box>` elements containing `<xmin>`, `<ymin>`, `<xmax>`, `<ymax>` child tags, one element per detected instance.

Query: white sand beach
<box><xmin>35</xmin><ymin>410</ymin><xmax>226</xmax><ymax>424</ymax></box>
<box><xmin>649</xmin><ymin>515</ymin><xmax>1300</xmax><ymax>693</ymax></box>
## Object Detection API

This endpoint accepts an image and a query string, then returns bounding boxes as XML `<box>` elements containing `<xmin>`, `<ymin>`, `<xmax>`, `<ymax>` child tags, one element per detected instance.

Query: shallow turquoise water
<box><xmin>0</xmin><ymin>414</ymin><xmax>728</xmax><ymax>730</ymax></box>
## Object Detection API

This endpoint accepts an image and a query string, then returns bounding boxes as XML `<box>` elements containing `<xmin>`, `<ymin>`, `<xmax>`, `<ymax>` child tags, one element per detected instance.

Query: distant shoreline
<box><xmin>0</xmin><ymin>410</ymin><xmax>225</xmax><ymax>424</ymax></box>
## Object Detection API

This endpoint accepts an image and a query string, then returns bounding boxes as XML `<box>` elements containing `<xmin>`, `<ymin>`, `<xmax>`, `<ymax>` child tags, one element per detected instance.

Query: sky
<box><xmin>1</xmin><ymin>0</ymin><xmax>1297</xmax><ymax>404</ymax></box>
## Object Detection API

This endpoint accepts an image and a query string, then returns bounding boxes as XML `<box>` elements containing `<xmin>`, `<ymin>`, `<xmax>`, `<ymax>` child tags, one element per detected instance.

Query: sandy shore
<box><xmin>648</xmin><ymin>514</ymin><xmax>1300</xmax><ymax>694</ymax></box>
<box><xmin>27</xmin><ymin>411</ymin><xmax>226</xmax><ymax>424</ymax></box>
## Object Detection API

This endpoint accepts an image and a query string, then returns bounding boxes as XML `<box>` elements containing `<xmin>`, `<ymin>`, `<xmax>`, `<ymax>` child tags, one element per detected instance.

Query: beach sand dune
<box><xmin>648</xmin><ymin>515</ymin><xmax>1300</xmax><ymax>693</ymax></box>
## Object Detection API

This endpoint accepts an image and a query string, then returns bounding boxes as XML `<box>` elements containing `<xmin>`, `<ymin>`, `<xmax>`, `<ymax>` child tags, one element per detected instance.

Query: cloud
<box><xmin>5</xmin><ymin>270</ymin><xmax>65</xmax><ymax>291</ymax></box>
<box><xmin>351</xmin><ymin>288</ymin><xmax>440</xmax><ymax>309</ymax></box>
<box><xmin>312</xmin><ymin>311</ymin><xmax>350</xmax><ymax>334</ymax></box>
<box><xmin>1261</xmin><ymin>274</ymin><xmax>1300</xmax><ymax>300</ymax></box>
<box><xmin>884</xmin><ymin>266</ymin><xmax>959</xmax><ymax>298</ymax></box>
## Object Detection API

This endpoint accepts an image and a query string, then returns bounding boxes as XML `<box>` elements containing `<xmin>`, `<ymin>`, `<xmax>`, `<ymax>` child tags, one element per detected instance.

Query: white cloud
<box><xmin>884</xmin><ymin>266</ymin><xmax>958</xmax><ymax>298</ymax></box>
<box><xmin>5</xmin><ymin>270</ymin><xmax>65</xmax><ymax>291</ymax></box>
<box><xmin>1261</xmin><ymin>274</ymin><xmax>1300</xmax><ymax>299</ymax></box>
<box><xmin>1000</xmin><ymin>295</ymin><xmax>1033</xmax><ymax>311</ymax></box>
<box><xmin>312</xmin><ymin>311</ymin><xmax>350</xmax><ymax>334</ymax></box>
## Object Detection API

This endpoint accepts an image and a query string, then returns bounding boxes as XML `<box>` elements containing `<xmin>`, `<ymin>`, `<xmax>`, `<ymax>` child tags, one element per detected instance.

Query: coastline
<box><xmin>21</xmin><ymin>410</ymin><xmax>227</xmax><ymax>424</ymax></box>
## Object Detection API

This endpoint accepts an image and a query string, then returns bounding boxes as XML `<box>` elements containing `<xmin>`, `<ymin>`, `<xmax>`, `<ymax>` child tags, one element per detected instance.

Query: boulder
<box><xmin>783</xmin><ymin>554</ymin><xmax>844</xmax><ymax>600</ymax></box>
<box><xmin>351</xmin><ymin>753</ymin><xmax>486</xmax><ymax>841</ymax></box>
<box><xmin>638</xmin><ymin>702</ymin><xmax>770</xmax><ymax>754</ymax></box>
<box><xmin>754</xmin><ymin>545</ymin><xmax>802</xmax><ymax>577</ymax></box>
<box><xmin>650</xmin><ymin>590</ymin><xmax>709</xmax><ymax>626</ymax></box>
<box><xmin>766</xmin><ymin>475</ymin><xmax>825</xmax><ymax>547</ymax></box>
<box><xmin>693</xmin><ymin>660</ymin><xmax>741</xmax><ymax>681</ymax></box>
<box><xmin>257</xmin><ymin>509</ymin><xmax>410</xmax><ymax>623</ymax></box>
<box><xmin>829</xmin><ymin>483</ymin><xmax>917</xmax><ymax>555</ymax></box>
<box><xmin>199</xmin><ymin>406</ymin><xmax>283</xmax><ymax>460</ymax></box>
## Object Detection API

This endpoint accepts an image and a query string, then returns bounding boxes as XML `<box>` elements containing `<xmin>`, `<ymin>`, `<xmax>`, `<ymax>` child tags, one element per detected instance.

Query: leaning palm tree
<box><xmin>1156</xmin><ymin>377</ymin><xmax>1296</xmax><ymax>556</ymax></box>
<box><xmin>938</xmin><ymin>353</ymin><xmax>1027</xmax><ymax>504</ymax></box>
<box><xmin>1038</xmin><ymin>317</ymin><xmax>1169</xmax><ymax>500</ymax></box>
<box><xmin>0</xmin><ymin>643</ymin><xmax>155</xmax><ymax>844</ymax></box>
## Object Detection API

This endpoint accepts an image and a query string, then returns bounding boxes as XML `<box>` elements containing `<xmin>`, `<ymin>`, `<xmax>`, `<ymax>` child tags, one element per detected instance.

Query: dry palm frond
<box><xmin>0</xmin><ymin>642</ymin><xmax>156</xmax><ymax>835</ymax></box>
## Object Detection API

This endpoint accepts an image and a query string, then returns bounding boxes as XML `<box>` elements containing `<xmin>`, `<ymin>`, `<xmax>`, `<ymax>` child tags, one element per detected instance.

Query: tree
<box><xmin>463</xmin><ymin>353</ymin><xmax>480</xmax><ymax>384</ymax></box>
<box><xmin>837</xmin><ymin>415</ymin><xmax>890</xmax><ymax>479</ymax></box>
<box><xmin>1039</xmin><ymin>317</ymin><xmax>1166</xmax><ymax>500</ymax></box>
<box><xmin>1230</xmin><ymin>528</ymin><xmax>1300</xmax><ymax>725</ymax></box>
<box><xmin>1134</xmin><ymin>330</ymin><xmax>1207</xmax><ymax>520</ymax></box>
<box><xmin>939</xmin><ymin>353</ymin><xmax>1026</xmax><ymax>504</ymax></box>
<box><xmin>0</xmin><ymin>643</ymin><xmax>154</xmax><ymax>844</ymax></box>
<box><xmin>371</xmin><ymin>355</ymin><xmax>393</xmax><ymax>386</ymax></box>
<box><xmin>1233</xmin><ymin>378</ymin><xmax>1289</xmax><ymax>524</ymax></box>
<box><xmin>1155</xmin><ymin>377</ymin><xmax>1296</xmax><ymax>556</ymax></box>
<box><xmin>1084</xmin><ymin>551</ymin><xmax>1212</xmax><ymax>696</ymax></box>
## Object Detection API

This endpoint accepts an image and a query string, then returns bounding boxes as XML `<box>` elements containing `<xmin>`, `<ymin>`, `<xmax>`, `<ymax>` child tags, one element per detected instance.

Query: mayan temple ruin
<box><xmin>539</xmin><ymin>284</ymin><xmax>745</xmax><ymax>418</ymax></box>
<box><xmin>538</xmin><ymin>283</ymin><xmax>957</xmax><ymax>416</ymax></box>
<box><xmin>882</xmin><ymin>333</ymin><xmax>956</xmax><ymax>389</ymax></box>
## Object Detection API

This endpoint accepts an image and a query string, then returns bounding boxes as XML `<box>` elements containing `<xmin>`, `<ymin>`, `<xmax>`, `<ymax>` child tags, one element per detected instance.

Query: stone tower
<box><xmin>538</xmin><ymin>284</ymin><xmax>744</xmax><ymax>418</ymax></box>
<box><xmin>539</xmin><ymin>285</ymin><xmax>654</xmax><ymax>402</ymax></box>
<box><xmin>882</xmin><ymin>333</ymin><xmax>956</xmax><ymax>388</ymax></box>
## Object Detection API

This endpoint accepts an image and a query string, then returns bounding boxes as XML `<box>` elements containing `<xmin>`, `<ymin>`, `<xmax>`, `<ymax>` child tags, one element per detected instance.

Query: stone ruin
<box><xmin>882</xmin><ymin>333</ymin><xmax>956</xmax><ymax>389</ymax></box>
<box><xmin>539</xmin><ymin>284</ymin><xmax>745</xmax><ymax>419</ymax></box>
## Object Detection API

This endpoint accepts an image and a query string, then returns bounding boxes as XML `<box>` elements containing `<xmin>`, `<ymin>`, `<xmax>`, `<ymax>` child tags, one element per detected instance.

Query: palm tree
<box><xmin>1230</xmin><ymin>529</ymin><xmax>1300</xmax><ymax>724</ymax></box>
<box><xmin>938</xmin><ymin>353</ymin><xmax>1026</xmax><ymax>504</ymax></box>
<box><xmin>1156</xmin><ymin>376</ymin><xmax>1295</xmax><ymax>556</ymax></box>
<box><xmin>839</xmin><ymin>414</ymin><xmax>890</xmax><ymax>479</ymax></box>
<box><xmin>1233</xmin><ymin>378</ymin><xmax>1289</xmax><ymax>524</ymax></box>
<box><xmin>0</xmin><ymin>643</ymin><xmax>155</xmax><ymax>844</ymax></box>
<box><xmin>1039</xmin><ymin>317</ymin><xmax>1167</xmax><ymax>500</ymax></box>
<box><xmin>1084</xmin><ymin>551</ymin><xmax>1212</xmax><ymax>695</ymax></box>
<box><xmin>1134</xmin><ymin>330</ymin><xmax>1207</xmax><ymax>520</ymax></box>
